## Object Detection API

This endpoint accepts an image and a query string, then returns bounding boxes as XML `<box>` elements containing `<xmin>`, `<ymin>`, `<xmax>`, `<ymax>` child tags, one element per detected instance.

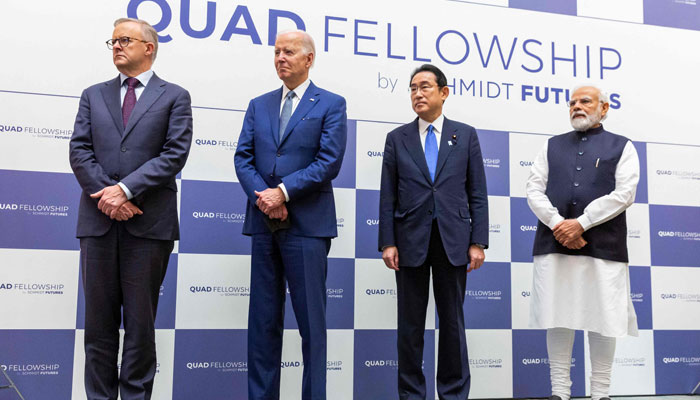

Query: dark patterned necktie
<box><xmin>122</xmin><ymin>77</ymin><xmax>139</xmax><ymax>128</ymax></box>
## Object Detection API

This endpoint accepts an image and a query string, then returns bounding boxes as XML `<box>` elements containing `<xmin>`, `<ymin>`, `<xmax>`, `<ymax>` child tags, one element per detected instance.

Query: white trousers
<box><xmin>547</xmin><ymin>328</ymin><xmax>616</xmax><ymax>400</ymax></box>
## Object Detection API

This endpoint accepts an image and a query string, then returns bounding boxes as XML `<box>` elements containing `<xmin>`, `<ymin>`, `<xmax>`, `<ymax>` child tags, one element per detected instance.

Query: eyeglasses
<box><xmin>410</xmin><ymin>84</ymin><xmax>437</xmax><ymax>95</ymax></box>
<box><xmin>106</xmin><ymin>36</ymin><xmax>149</xmax><ymax>50</ymax></box>
<box><xmin>567</xmin><ymin>97</ymin><xmax>603</xmax><ymax>108</ymax></box>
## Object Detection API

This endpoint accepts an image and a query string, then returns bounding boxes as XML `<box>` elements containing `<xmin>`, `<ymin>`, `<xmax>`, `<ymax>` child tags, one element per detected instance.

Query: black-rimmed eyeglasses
<box><xmin>106</xmin><ymin>36</ymin><xmax>149</xmax><ymax>50</ymax></box>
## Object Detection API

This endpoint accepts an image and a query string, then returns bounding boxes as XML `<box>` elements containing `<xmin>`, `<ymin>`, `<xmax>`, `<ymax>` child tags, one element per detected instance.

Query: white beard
<box><xmin>570</xmin><ymin>110</ymin><xmax>601</xmax><ymax>131</ymax></box>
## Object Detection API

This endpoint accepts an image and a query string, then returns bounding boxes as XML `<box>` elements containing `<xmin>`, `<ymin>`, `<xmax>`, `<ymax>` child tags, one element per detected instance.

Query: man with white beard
<box><xmin>526</xmin><ymin>86</ymin><xmax>640</xmax><ymax>400</ymax></box>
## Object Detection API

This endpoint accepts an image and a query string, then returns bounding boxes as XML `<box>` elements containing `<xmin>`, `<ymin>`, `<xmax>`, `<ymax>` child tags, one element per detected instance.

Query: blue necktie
<box><xmin>425</xmin><ymin>124</ymin><xmax>438</xmax><ymax>181</ymax></box>
<box><xmin>279</xmin><ymin>90</ymin><xmax>295</xmax><ymax>141</ymax></box>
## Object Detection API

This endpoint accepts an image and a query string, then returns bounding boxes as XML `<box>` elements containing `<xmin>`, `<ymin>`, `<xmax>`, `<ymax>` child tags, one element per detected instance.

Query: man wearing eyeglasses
<box><xmin>69</xmin><ymin>18</ymin><xmax>192</xmax><ymax>399</ymax></box>
<box><xmin>526</xmin><ymin>86</ymin><xmax>640</xmax><ymax>400</ymax></box>
<box><xmin>378</xmin><ymin>64</ymin><xmax>488</xmax><ymax>400</ymax></box>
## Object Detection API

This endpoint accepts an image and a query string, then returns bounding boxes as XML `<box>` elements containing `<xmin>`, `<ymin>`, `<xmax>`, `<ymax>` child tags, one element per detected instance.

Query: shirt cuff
<box><xmin>547</xmin><ymin>214</ymin><xmax>565</xmax><ymax>230</ymax></box>
<box><xmin>278</xmin><ymin>183</ymin><xmax>289</xmax><ymax>202</ymax></box>
<box><xmin>117</xmin><ymin>182</ymin><xmax>134</xmax><ymax>200</ymax></box>
<box><xmin>576</xmin><ymin>214</ymin><xmax>593</xmax><ymax>231</ymax></box>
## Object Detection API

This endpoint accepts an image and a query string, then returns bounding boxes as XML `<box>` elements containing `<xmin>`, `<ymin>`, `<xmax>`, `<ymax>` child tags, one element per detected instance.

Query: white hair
<box><xmin>276</xmin><ymin>29</ymin><xmax>316</xmax><ymax>65</ymax></box>
<box><xmin>571</xmin><ymin>85</ymin><xmax>609</xmax><ymax>121</ymax></box>
<box><xmin>114</xmin><ymin>18</ymin><xmax>159</xmax><ymax>61</ymax></box>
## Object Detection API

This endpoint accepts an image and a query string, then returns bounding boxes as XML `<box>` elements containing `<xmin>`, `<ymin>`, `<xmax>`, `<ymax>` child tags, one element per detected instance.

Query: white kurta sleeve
<box><xmin>526</xmin><ymin>140</ymin><xmax>565</xmax><ymax>229</ymax></box>
<box><xmin>576</xmin><ymin>141</ymin><xmax>640</xmax><ymax>231</ymax></box>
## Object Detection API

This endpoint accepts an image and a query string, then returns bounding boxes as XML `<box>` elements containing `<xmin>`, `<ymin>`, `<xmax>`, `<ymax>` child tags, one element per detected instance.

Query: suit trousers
<box><xmin>396</xmin><ymin>221</ymin><xmax>470</xmax><ymax>400</ymax></box>
<box><xmin>248</xmin><ymin>230</ymin><xmax>331</xmax><ymax>400</ymax></box>
<box><xmin>80</xmin><ymin>222</ymin><xmax>173</xmax><ymax>400</ymax></box>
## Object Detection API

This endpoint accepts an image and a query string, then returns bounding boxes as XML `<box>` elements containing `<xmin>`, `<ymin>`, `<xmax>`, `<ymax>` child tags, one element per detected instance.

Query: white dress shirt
<box><xmin>119</xmin><ymin>70</ymin><xmax>153</xmax><ymax>106</ymax></box>
<box><xmin>417</xmin><ymin>114</ymin><xmax>444</xmax><ymax>151</ymax></box>
<box><xmin>117</xmin><ymin>70</ymin><xmax>154</xmax><ymax>200</ymax></box>
<box><xmin>278</xmin><ymin>79</ymin><xmax>311</xmax><ymax>202</ymax></box>
<box><xmin>280</xmin><ymin>78</ymin><xmax>310</xmax><ymax>117</ymax></box>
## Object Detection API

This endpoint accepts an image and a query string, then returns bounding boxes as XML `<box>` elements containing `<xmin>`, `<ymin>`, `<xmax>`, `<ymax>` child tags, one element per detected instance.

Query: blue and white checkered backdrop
<box><xmin>1</xmin><ymin>0</ymin><xmax>699</xmax><ymax>398</ymax></box>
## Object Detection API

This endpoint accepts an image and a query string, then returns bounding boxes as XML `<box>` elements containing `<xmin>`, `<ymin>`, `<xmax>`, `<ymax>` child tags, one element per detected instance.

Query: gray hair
<box><xmin>572</xmin><ymin>85</ymin><xmax>609</xmax><ymax>120</ymax></box>
<box><xmin>276</xmin><ymin>29</ymin><xmax>316</xmax><ymax>65</ymax></box>
<box><xmin>114</xmin><ymin>18</ymin><xmax>159</xmax><ymax>62</ymax></box>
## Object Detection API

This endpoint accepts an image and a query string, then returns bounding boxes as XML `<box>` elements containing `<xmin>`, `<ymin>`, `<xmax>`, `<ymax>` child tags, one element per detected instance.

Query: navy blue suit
<box><xmin>378</xmin><ymin>117</ymin><xmax>488</xmax><ymax>400</ymax></box>
<box><xmin>69</xmin><ymin>74</ymin><xmax>192</xmax><ymax>399</ymax></box>
<box><xmin>234</xmin><ymin>81</ymin><xmax>346</xmax><ymax>400</ymax></box>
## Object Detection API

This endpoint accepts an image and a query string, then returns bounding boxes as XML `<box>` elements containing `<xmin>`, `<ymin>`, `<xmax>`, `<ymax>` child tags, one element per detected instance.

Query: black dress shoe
<box><xmin>599</xmin><ymin>398</ymin><xmax>611</xmax><ymax>400</ymax></box>
<box><xmin>548</xmin><ymin>396</ymin><xmax>562</xmax><ymax>400</ymax></box>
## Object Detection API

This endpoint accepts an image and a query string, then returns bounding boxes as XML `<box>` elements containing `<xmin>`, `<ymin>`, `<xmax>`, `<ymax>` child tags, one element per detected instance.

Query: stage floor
<box><xmin>521</xmin><ymin>396</ymin><xmax>699</xmax><ymax>400</ymax></box>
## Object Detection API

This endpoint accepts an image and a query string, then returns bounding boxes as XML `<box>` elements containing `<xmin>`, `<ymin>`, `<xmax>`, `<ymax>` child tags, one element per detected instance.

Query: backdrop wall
<box><xmin>0</xmin><ymin>0</ymin><xmax>699</xmax><ymax>399</ymax></box>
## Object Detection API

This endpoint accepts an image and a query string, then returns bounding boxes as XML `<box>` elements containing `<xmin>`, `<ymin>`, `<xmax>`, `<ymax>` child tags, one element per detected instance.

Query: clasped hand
<box><xmin>255</xmin><ymin>187</ymin><xmax>287</xmax><ymax>221</ymax></box>
<box><xmin>552</xmin><ymin>219</ymin><xmax>586</xmax><ymax>249</ymax></box>
<box><xmin>91</xmin><ymin>185</ymin><xmax>143</xmax><ymax>221</ymax></box>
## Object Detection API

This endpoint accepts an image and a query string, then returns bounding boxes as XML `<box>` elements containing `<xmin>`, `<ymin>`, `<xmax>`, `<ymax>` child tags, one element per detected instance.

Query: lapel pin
<box><xmin>452</xmin><ymin>134</ymin><xmax>457</xmax><ymax>140</ymax></box>
<box><xmin>310</xmin><ymin>98</ymin><xmax>315</xmax><ymax>102</ymax></box>
<box><xmin>448</xmin><ymin>141</ymin><xmax>453</xmax><ymax>146</ymax></box>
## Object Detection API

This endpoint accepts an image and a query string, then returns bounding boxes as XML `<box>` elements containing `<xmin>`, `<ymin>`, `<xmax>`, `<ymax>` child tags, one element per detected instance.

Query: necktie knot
<box><xmin>125</xmin><ymin>77</ymin><xmax>139</xmax><ymax>89</ymax></box>
<box><xmin>286</xmin><ymin>90</ymin><xmax>296</xmax><ymax>101</ymax></box>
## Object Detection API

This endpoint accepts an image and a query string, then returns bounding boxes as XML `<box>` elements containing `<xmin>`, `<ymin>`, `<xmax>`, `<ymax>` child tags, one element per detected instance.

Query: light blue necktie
<box><xmin>279</xmin><ymin>90</ymin><xmax>295</xmax><ymax>141</ymax></box>
<box><xmin>425</xmin><ymin>124</ymin><xmax>438</xmax><ymax>181</ymax></box>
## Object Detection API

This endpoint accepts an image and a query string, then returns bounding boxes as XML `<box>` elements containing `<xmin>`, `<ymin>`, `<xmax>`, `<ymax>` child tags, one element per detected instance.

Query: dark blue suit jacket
<box><xmin>378</xmin><ymin>117</ymin><xmax>488</xmax><ymax>266</ymax></box>
<box><xmin>69</xmin><ymin>74</ymin><xmax>193</xmax><ymax>240</ymax></box>
<box><xmin>234</xmin><ymin>81</ymin><xmax>347</xmax><ymax>238</ymax></box>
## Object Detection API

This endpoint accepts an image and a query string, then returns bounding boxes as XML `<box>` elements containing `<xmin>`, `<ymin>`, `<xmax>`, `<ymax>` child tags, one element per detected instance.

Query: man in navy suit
<box><xmin>234</xmin><ymin>30</ymin><xmax>347</xmax><ymax>400</ymax></box>
<box><xmin>69</xmin><ymin>18</ymin><xmax>192</xmax><ymax>400</ymax></box>
<box><xmin>378</xmin><ymin>64</ymin><xmax>489</xmax><ymax>400</ymax></box>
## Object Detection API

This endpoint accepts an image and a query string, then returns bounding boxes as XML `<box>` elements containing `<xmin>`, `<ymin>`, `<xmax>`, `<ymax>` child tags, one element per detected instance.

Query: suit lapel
<box><xmin>122</xmin><ymin>73</ymin><xmax>166</xmax><ymax>141</ymax></box>
<box><xmin>100</xmin><ymin>76</ymin><xmax>124</xmax><ymax>134</ymax></box>
<box><xmin>401</xmin><ymin>119</ymin><xmax>432</xmax><ymax>184</ymax></box>
<box><xmin>279</xmin><ymin>81</ymin><xmax>320</xmax><ymax>146</ymax></box>
<box><xmin>434</xmin><ymin>117</ymin><xmax>458</xmax><ymax>182</ymax></box>
<box><xmin>267</xmin><ymin>87</ymin><xmax>283</xmax><ymax>146</ymax></box>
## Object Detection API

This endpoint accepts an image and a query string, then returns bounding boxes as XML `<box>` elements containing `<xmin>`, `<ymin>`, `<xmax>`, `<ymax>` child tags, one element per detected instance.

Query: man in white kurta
<box><xmin>526</xmin><ymin>86</ymin><xmax>640</xmax><ymax>400</ymax></box>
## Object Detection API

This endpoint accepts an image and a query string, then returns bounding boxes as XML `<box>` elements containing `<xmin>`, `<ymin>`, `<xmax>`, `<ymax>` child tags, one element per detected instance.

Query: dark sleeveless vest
<box><xmin>532</xmin><ymin>125</ymin><xmax>630</xmax><ymax>262</ymax></box>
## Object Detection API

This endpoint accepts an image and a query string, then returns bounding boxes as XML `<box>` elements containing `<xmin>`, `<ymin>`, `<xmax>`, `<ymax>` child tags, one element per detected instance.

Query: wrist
<box><xmin>277</xmin><ymin>184</ymin><xmax>289</xmax><ymax>202</ymax></box>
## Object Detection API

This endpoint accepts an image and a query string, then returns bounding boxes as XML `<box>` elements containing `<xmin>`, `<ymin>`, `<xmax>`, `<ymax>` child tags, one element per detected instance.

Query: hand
<box><xmin>111</xmin><ymin>201</ymin><xmax>143</xmax><ymax>221</ymax></box>
<box><xmin>467</xmin><ymin>245</ymin><xmax>485</xmax><ymax>272</ymax></box>
<box><xmin>267</xmin><ymin>204</ymin><xmax>288</xmax><ymax>221</ymax></box>
<box><xmin>91</xmin><ymin>185</ymin><xmax>128</xmax><ymax>217</ymax></box>
<box><xmin>553</xmin><ymin>219</ymin><xmax>584</xmax><ymax>245</ymax></box>
<box><xmin>382</xmin><ymin>246</ymin><xmax>399</xmax><ymax>271</ymax></box>
<box><xmin>255</xmin><ymin>187</ymin><xmax>285</xmax><ymax>214</ymax></box>
<box><xmin>563</xmin><ymin>236</ymin><xmax>587</xmax><ymax>250</ymax></box>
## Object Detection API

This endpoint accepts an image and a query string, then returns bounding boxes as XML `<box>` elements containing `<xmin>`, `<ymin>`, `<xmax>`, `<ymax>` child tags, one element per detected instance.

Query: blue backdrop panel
<box><xmin>0</xmin><ymin>330</ymin><xmax>75</xmax><ymax>399</ymax></box>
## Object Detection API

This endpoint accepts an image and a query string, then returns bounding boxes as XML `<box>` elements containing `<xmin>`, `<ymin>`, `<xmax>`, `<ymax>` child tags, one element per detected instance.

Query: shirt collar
<box><xmin>119</xmin><ymin>70</ymin><xmax>154</xmax><ymax>88</ymax></box>
<box><xmin>418</xmin><ymin>114</ymin><xmax>445</xmax><ymax>134</ymax></box>
<box><xmin>282</xmin><ymin>78</ymin><xmax>311</xmax><ymax>101</ymax></box>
